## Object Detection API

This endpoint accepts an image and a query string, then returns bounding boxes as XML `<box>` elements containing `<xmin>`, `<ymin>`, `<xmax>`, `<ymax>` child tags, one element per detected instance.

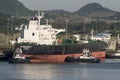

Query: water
<box><xmin>0</xmin><ymin>59</ymin><xmax>120</xmax><ymax>80</ymax></box>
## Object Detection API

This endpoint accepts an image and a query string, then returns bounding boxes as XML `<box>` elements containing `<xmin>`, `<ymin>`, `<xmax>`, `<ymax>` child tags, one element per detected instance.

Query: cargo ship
<box><xmin>9</xmin><ymin>12</ymin><xmax>106</xmax><ymax>63</ymax></box>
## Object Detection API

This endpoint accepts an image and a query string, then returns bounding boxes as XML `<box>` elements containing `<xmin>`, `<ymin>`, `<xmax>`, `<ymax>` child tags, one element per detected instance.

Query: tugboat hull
<box><xmin>9</xmin><ymin>58</ymin><xmax>31</xmax><ymax>63</ymax></box>
<box><xmin>64</xmin><ymin>56</ymin><xmax>100</xmax><ymax>63</ymax></box>
<box><xmin>106</xmin><ymin>54</ymin><xmax>120</xmax><ymax>59</ymax></box>
<box><xmin>106</xmin><ymin>50</ymin><xmax>120</xmax><ymax>59</ymax></box>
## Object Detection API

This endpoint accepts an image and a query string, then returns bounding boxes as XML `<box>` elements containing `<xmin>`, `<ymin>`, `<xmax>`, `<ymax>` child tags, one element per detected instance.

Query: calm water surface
<box><xmin>0</xmin><ymin>59</ymin><xmax>120</xmax><ymax>80</ymax></box>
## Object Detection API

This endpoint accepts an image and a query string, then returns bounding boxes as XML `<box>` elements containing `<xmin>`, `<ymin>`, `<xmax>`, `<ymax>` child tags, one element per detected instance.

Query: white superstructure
<box><xmin>16</xmin><ymin>12</ymin><xmax>65</xmax><ymax>45</ymax></box>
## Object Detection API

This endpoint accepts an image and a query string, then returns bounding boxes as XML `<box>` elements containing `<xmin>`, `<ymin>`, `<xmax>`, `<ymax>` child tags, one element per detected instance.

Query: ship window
<box><xmin>32</xmin><ymin>33</ymin><xmax>35</xmax><ymax>36</ymax></box>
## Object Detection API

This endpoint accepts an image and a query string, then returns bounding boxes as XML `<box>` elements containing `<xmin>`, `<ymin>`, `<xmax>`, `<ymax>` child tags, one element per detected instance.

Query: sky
<box><xmin>18</xmin><ymin>0</ymin><xmax>120</xmax><ymax>12</ymax></box>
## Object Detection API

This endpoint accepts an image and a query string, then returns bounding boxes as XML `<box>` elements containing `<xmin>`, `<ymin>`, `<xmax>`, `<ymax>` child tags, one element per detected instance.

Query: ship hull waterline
<box><xmin>23</xmin><ymin>51</ymin><xmax>106</xmax><ymax>63</ymax></box>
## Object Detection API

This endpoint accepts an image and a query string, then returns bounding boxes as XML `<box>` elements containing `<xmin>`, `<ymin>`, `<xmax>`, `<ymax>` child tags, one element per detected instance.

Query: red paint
<box><xmin>23</xmin><ymin>51</ymin><xmax>106</xmax><ymax>63</ymax></box>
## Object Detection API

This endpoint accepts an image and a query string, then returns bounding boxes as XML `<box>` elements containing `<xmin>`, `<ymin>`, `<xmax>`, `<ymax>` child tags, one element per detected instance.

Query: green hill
<box><xmin>74</xmin><ymin>3</ymin><xmax>120</xmax><ymax>19</ymax></box>
<box><xmin>0</xmin><ymin>0</ymin><xmax>33</xmax><ymax>16</ymax></box>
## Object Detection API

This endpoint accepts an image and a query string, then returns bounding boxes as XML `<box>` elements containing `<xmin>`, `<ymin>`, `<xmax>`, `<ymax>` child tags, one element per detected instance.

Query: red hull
<box><xmin>23</xmin><ymin>51</ymin><xmax>106</xmax><ymax>63</ymax></box>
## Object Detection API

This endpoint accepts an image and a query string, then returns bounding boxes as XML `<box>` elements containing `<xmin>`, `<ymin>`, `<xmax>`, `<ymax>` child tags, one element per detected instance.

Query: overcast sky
<box><xmin>18</xmin><ymin>0</ymin><xmax>120</xmax><ymax>12</ymax></box>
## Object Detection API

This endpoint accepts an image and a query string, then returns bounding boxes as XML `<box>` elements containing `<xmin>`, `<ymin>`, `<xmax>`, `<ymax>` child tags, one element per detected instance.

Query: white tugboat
<box><xmin>64</xmin><ymin>49</ymin><xmax>101</xmax><ymax>63</ymax></box>
<box><xmin>9</xmin><ymin>48</ymin><xmax>30</xmax><ymax>63</ymax></box>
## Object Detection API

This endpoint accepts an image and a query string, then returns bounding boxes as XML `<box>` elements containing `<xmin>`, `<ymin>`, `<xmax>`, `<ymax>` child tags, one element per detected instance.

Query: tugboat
<box><xmin>9</xmin><ymin>48</ymin><xmax>30</xmax><ymax>63</ymax></box>
<box><xmin>64</xmin><ymin>49</ymin><xmax>101</xmax><ymax>63</ymax></box>
<box><xmin>106</xmin><ymin>50</ymin><xmax>120</xmax><ymax>59</ymax></box>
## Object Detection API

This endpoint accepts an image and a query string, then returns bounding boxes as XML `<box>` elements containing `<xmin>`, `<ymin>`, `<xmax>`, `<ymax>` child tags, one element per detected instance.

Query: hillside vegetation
<box><xmin>75</xmin><ymin>3</ymin><xmax>120</xmax><ymax>19</ymax></box>
<box><xmin>0</xmin><ymin>1</ymin><xmax>120</xmax><ymax>38</ymax></box>
<box><xmin>0</xmin><ymin>0</ymin><xmax>33</xmax><ymax>16</ymax></box>
<box><xmin>0</xmin><ymin>1</ymin><xmax>120</xmax><ymax>48</ymax></box>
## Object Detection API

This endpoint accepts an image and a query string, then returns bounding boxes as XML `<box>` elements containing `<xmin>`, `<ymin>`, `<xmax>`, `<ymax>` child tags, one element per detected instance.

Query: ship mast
<box><xmin>37</xmin><ymin>11</ymin><xmax>44</xmax><ymax>26</ymax></box>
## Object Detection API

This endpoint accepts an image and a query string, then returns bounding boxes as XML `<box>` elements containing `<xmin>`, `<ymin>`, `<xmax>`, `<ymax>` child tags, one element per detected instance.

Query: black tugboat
<box><xmin>64</xmin><ymin>49</ymin><xmax>101</xmax><ymax>63</ymax></box>
<box><xmin>9</xmin><ymin>48</ymin><xmax>30</xmax><ymax>63</ymax></box>
<box><xmin>106</xmin><ymin>50</ymin><xmax>120</xmax><ymax>59</ymax></box>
